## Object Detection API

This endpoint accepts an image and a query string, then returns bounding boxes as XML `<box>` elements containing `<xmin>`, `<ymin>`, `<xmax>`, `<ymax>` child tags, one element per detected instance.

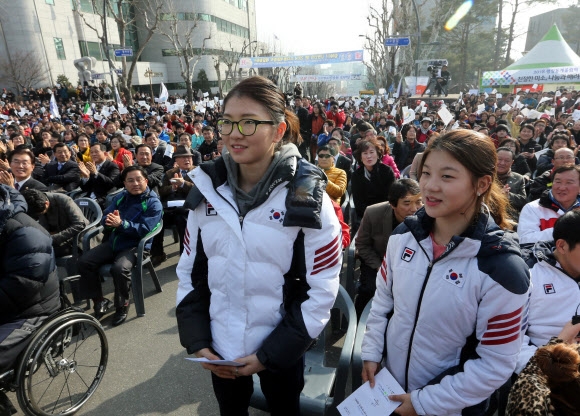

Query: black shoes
<box><xmin>0</xmin><ymin>390</ymin><xmax>17</xmax><ymax>415</ymax></box>
<box><xmin>151</xmin><ymin>253</ymin><xmax>167</xmax><ymax>267</ymax></box>
<box><xmin>112</xmin><ymin>304</ymin><xmax>130</xmax><ymax>327</ymax></box>
<box><xmin>93</xmin><ymin>298</ymin><xmax>112</xmax><ymax>320</ymax></box>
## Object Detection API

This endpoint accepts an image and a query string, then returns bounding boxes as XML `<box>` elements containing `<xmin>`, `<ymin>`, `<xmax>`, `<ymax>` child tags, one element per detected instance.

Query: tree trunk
<box><xmin>493</xmin><ymin>0</ymin><xmax>503</xmax><ymax>69</ymax></box>
<box><xmin>186</xmin><ymin>80</ymin><xmax>194</xmax><ymax>103</ymax></box>
<box><xmin>504</xmin><ymin>0</ymin><xmax>519</xmax><ymax>67</ymax></box>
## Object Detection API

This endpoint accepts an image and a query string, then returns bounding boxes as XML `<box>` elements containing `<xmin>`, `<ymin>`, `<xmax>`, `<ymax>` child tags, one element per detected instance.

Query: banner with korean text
<box><xmin>482</xmin><ymin>66</ymin><xmax>580</xmax><ymax>86</ymax></box>
<box><xmin>239</xmin><ymin>50</ymin><xmax>364</xmax><ymax>69</ymax></box>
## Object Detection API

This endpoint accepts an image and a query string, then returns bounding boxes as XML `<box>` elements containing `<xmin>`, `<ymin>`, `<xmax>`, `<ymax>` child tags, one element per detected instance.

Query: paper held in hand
<box><xmin>337</xmin><ymin>367</ymin><xmax>405</xmax><ymax>416</ymax></box>
<box><xmin>186</xmin><ymin>357</ymin><xmax>245</xmax><ymax>367</ymax></box>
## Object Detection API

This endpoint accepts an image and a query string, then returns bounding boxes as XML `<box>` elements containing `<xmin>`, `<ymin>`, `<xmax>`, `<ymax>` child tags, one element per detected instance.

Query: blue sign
<box><xmin>114</xmin><ymin>69</ymin><xmax>123</xmax><ymax>76</ymax></box>
<box><xmin>114</xmin><ymin>48</ymin><xmax>133</xmax><ymax>57</ymax></box>
<box><xmin>239</xmin><ymin>50</ymin><xmax>364</xmax><ymax>69</ymax></box>
<box><xmin>384</xmin><ymin>37</ymin><xmax>411</xmax><ymax>47</ymax></box>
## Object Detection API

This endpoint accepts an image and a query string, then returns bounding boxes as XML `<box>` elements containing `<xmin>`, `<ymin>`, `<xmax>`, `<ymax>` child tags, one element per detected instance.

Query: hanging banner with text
<box><xmin>239</xmin><ymin>50</ymin><xmax>364</xmax><ymax>69</ymax></box>
<box><xmin>482</xmin><ymin>66</ymin><xmax>580</xmax><ymax>86</ymax></box>
<box><xmin>290</xmin><ymin>74</ymin><xmax>363</xmax><ymax>83</ymax></box>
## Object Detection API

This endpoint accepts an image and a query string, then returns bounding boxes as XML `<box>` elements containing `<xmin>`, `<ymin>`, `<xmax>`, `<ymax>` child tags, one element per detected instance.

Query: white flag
<box><xmin>115</xmin><ymin>86</ymin><xmax>124</xmax><ymax>108</ymax></box>
<box><xmin>159</xmin><ymin>82</ymin><xmax>169</xmax><ymax>103</ymax></box>
<box><xmin>50</xmin><ymin>92</ymin><xmax>60</xmax><ymax>119</ymax></box>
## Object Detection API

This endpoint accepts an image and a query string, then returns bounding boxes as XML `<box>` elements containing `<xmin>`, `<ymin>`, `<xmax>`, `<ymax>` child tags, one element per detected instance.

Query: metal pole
<box><xmin>410</xmin><ymin>0</ymin><xmax>421</xmax><ymax>95</ymax></box>
<box><xmin>102</xmin><ymin>0</ymin><xmax>119</xmax><ymax>105</ymax></box>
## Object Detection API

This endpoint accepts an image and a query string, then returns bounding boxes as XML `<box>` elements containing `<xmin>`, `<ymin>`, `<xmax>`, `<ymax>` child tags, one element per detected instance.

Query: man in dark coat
<box><xmin>42</xmin><ymin>143</ymin><xmax>81</xmax><ymax>192</ymax></box>
<box><xmin>79</xmin><ymin>143</ymin><xmax>120</xmax><ymax>208</ymax></box>
<box><xmin>0</xmin><ymin>185</ymin><xmax>59</xmax><ymax>412</ymax></box>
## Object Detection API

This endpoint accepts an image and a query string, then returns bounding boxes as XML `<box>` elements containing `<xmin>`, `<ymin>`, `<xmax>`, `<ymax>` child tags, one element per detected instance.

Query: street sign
<box><xmin>91</xmin><ymin>73</ymin><xmax>106</xmax><ymax>80</ymax></box>
<box><xmin>114</xmin><ymin>69</ymin><xmax>123</xmax><ymax>76</ymax></box>
<box><xmin>384</xmin><ymin>37</ymin><xmax>411</xmax><ymax>47</ymax></box>
<box><xmin>114</xmin><ymin>48</ymin><xmax>133</xmax><ymax>57</ymax></box>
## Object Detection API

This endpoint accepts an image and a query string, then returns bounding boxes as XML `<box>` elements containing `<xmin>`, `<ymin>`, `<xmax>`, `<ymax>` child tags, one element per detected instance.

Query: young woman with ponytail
<box><xmin>175</xmin><ymin>76</ymin><xmax>342</xmax><ymax>415</ymax></box>
<box><xmin>362</xmin><ymin>130</ymin><xmax>530</xmax><ymax>416</ymax></box>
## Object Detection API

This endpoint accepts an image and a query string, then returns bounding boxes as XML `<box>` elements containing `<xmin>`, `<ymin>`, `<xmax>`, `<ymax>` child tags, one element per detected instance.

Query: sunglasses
<box><xmin>318</xmin><ymin>154</ymin><xmax>333</xmax><ymax>159</ymax></box>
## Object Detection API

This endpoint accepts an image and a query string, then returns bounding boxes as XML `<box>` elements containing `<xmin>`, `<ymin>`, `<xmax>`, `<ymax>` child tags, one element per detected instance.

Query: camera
<box><xmin>426</xmin><ymin>60</ymin><xmax>448</xmax><ymax>77</ymax></box>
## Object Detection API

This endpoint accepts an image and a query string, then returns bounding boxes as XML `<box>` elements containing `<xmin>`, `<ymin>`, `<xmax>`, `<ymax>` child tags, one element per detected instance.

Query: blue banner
<box><xmin>239</xmin><ymin>50</ymin><xmax>364</xmax><ymax>69</ymax></box>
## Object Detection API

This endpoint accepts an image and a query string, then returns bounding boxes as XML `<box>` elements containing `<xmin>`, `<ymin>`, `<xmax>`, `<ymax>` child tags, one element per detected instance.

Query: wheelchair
<box><xmin>0</xmin><ymin>281</ymin><xmax>108</xmax><ymax>416</ymax></box>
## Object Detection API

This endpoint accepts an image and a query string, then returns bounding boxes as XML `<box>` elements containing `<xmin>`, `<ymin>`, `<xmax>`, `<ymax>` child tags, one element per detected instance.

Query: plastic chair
<box><xmin>340</xmin><ymin>190</ymin><xmax>350</xmax><ymax>225</ymax></box>
<box><xmin>104</xmin><ymin>187</ymin><xmax>124</xmax><ymax>206</ymax></box>
<box><xmin>55</xmin><ymin>198</ymin><xmax>103</xmax><ymax>273</ymax></box>
<box><xmin>400</xmin><ymin>165</ymin><xmax>412</xmax><ymax>179</ymax></box>
<box><xmin>250</xmin><ymin>285</ymin><xmax>357</xmax><ymax>416</ymax></box>
<box><xmin>83</xmin><ymin>220</ymin><xmax>164</xmax><ymax>317</ymax></box>
<box><xmin>351</xmin><ymin>299</ymin><xmax>373</xmax><ymax>391</ymax></box>
<box><xmin>344</xmin><ymin>235</ymin><xmax>358</xmax><ymax>300</ymax></box>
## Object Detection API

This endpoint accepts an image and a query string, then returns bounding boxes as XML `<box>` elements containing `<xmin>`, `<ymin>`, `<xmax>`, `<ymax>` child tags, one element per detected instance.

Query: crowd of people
<box><xmin>1</xmin><ymin>77</ymin><xmax>580</xmax><ymax>415</ymax></box>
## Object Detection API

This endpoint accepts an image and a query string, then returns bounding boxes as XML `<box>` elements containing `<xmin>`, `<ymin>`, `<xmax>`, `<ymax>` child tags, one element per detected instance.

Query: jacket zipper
<box><xmin>403</xmin><ymin>242</ymin><xmax>456</xmax><ymax>392</ymax></box>
<box><xmin>214</xmin><ymin>188</ymin><xmax>244</xmax><ymax>229</ymax></box>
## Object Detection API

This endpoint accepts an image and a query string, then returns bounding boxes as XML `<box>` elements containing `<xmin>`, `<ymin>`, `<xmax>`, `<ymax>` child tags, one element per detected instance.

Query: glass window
<box><xmin>78</xmin><ymin>0</ymin><xmax>94</xmax><ymax>13</ymax></box>
<box><xmin>46</xmin><ymin>0</ymin><xmax>55</xmax><ymax>4</ymax></box>
<box><xmin>54</xmin><ymin>38</ymin><xmax>66</xmax><ymax>60</ymax></box>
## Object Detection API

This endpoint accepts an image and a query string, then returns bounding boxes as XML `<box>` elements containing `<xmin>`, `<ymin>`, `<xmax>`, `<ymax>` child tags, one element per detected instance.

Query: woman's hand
<box><xmin>195</xmin><ymin>348</ymin><xmax>244</xmax><ymax>380</ymax></box>
<box><xmin>389</xmin><ymin>393</ymin><xmax>418</xmax><ymax>416</ymax></box>
<box><xmin>362</xmin><ymin>361</ymin><xmax>380</xmax><ymax>387</ymax></box>
<box><xmin>234</xmin><ymin>354</ymin><xmax>266</xmax><ymax>376</ymax></box>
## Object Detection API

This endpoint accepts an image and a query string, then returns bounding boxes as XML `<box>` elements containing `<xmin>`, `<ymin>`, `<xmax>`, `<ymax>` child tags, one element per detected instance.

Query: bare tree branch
<box><xmin>0</xmin><ymin>50</ymin><xmax>48</xmax><ymax>93</ymax></box>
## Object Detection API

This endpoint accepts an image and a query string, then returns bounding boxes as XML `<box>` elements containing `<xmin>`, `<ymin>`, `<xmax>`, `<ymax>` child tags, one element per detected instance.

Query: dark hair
<box><xmin>401</xmin><ymin>124</ymin><xmax>417</xmax><ymax>141</ymax></box>
<box><xmin>313</xmin><ymin>102</ymin><xmax>327</xmax><ymax>120</ymax></box>
<box><xmin>8</xmin><ymin>147</ymin><xmax>35</xmax><ymax>164</ymax></box>
<box><xmin>123</xmin><ymin>124</ymin><xmax>136</xmax><ymax>135</ymax></box>
<box><xmin>22</xmin><ymin>189</ymin><xmax>48</xmax><ymax>218</ymax></box>
<box><xmin>353</xmin><ymin>137</ymin><xmax>384</xmax><ymax>164</ymax></box>
<box><xmin>223</xmin><ymin>76</ymin><xmax>302</xmax><ymax>147</ymax></box>
<box><xmin>328</xmin><ymin>128</ymin><xmax>344</xmax><ymax>144</ymax></box>
<box><xmin>90</xmin><ymin>142</ymin><xmax>107</xmax><ymax>152</ymax></box>
<box><xmin>111</xmin><ymin>133</ymin><xmax>128</xmax><ymax>149</ymax></box>
<box><xmin>9</xmin><ymin>132</ymin><xmax>24</xmax><ymax>141</ymax></box>
<box><xmin>51</xmin><ymin>132</ymin><xmax>62</xmax><ymax>140</ymax></box>
<box><xmin>135</xmin><ymin>143</ymin><xmax>151</xmax><ymax>154</ymax></box>
<box><xmin>496</xmin><ymin>146</ymin><xmax>515</xmax><ymax>160</ymax></box>
<box><xmin>388</xmin><ymin>178</ymin><xmax>420</xmax><ymax>206</ymax></box>
<box><xmin>519</xmin><ymin>124</ymin><xmax>535</xmax><ymax>136</ymax></box>
<box><xmin>144</xmin><ymin>132</ymin><xmax>157</xmax><ymax>141</ymax></box>
<box><xmin>53</xmin><ymin>142</ymin><xmax>68</xmax><ymax>152</ymax></box>
<box><xmin>418</xmin><ymin>130</ymin><xmax>512</xmax><ymax>229</ymax></box>
<box><xmin>201</xmin><ymin>125</ymin><xmax>213</xmax><ymax>133</ymax></box>
<box><xmin>95</xmin><ymin>127</ymin><xmax>107</xmax><ymax>135</ymax></box>
<box><xmin>121</xmin><ymin>165</ymin><xmax>148</xmax><ymax>182</ymax></box>
<box><xmin>84</xmin><ymin>123</ymin><xmax>95</xmax><ymax>130</ymax></box>
<box><xmin>499</xmin><ymin>138</ymin><xmax>521</xmax><ymax>154</ymax></box>
<box><xmin>552</xmin><ymin>164</ymin><xmax>580</xmax><ymax>182</ymax></box>
<box><xmin>553</xmin><ymin>211</ymin><xmax>580</xmax><ymax>250</ymax></box>
<box><xmin>179</xmin><ymin>133</ymin><xmax>192</xmax><ymax>142</ymax></box>
<box><xmin>317</xmin><ymin>145</ymin><xmax>332</xmax><ymax>155</ymax></box>
<box><xmin>550</xmin><ymin>132</ymin><xmax>570</xmax><ymax>148</ymax></box>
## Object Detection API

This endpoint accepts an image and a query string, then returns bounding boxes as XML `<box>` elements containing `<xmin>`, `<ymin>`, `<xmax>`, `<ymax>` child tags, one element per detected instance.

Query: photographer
<box><xmin>435</xmin><ymin>64</ymin><xmax>450</xmax><ymax>96</ymax></box>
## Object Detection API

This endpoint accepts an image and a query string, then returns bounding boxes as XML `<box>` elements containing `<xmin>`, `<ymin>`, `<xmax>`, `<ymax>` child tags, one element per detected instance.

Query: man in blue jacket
<box><xmin>77</xmin><ymin>166</ymin><xmax>163</xmax><ymax>326</ymax></box>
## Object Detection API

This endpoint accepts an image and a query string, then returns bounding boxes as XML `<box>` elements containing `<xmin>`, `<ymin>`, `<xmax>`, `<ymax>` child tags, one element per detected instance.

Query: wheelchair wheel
<box><xmin>16</xmin><ymin>312</ymin><xmax>108</xmax><ymax>416</ymax></box>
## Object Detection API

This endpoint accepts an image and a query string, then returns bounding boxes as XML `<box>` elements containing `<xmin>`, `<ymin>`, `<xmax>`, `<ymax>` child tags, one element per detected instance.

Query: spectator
<box><xmin>108</xmin><ymin>134</ymin><xmax>133</xmax><ymax>171</ymax></box>
<box><xmin>351</xmin><ymin>137</ymin><xmax>396</xmax><ymax>222</ymax></box>
<box><xmin>496</xmin><ymin>147</ymin><xmax>527</xmax><ymax>220</ymax></box>
<box><xmin>326</xmin><ymin>103</ymin><xmax>346</xmax><ymax>129</ymax></box>
<box><xmin>316</xmin><ymin>145</ymin><xmax>346</xmax><ymax>204</ymax></box>
<box><xmin>392</xmin><ymin>125</ymin><xmax>426</xmax><ymax>171</ymax></box>
<box><xmin>308</xmin><ymin>102</ymin><xmax>327</xmax><ymax>160</ymax></box>
<box><xmin>198</xmin><ymin>125</ymin><xmax>217</xmax><ymax>162</ymax></box>
<box><xmin>126</xmin><ymin>144</ymin><xmax>164</xmax><ymax>193</ymax></box>
<box><xmin>506</xmin><ymin>108</ymin><xmax>524</xmax><ymax>139</ymax></box>
<box><xmin>42</xmin><ymin>143</ymin><xmax>81</xmax><ymax>192</ymax></box>
<box><xmin>490</xmin><ymin>124</ymin><xmax>510</xmax><ymax>148</ymax></box>
<box><xmin>375</xmin><ymin>135</ymin><xmax>400</xmax><ymax>178</ymax></box>
<box><xmin>528</xmin><ymin>147</ymin><xmax>576</xmax><ymax>201</ymax></box>
<box><xmin>22</xmin><ymin>189</ymin><xmax>88</xmax><ymax>258</ymax></box>
<box><xmin>326</xmin><ymin>131</ymin><xmax>352</xmax><ymax>183</ymax></box>
<box><xmin>77</xmin><ymin>166</ymin><xmax>163</xmax><ymax>326</ymax></box>
<box><xmin>294</xmin><ymin>96</ymin><xmax>310</xmax><ymax>161</ymax></box>
<box><xmin>514</xmin><ymin>211</ymin><xmax>580</xmax><ymax>376</ymax></box>
<box><xmin>95</xmin><ymin>128</ymin><xmax>111</xmax><ymax>151</ymax></box>
<box><xmin>517</xmin><ymin>123</ymin><xmax>541</xmax><ymax>174</ymax></box>
<box><xmin>533</xmin><ymin>118</ymin><xmax>549</xmax><ymax>148</ymax></box>
<box><xmin>518</xmin><ymin>165</ymin><xmax>580</xmax><ymax>244</ymax></box>
<box><xmin>79</xmin><ymin>143</ymin><xmax>120</xmax><ymax>208</ymax></box>
<box><xmin>0</xmin><ymin>185</ymin><xmax>59</xmax><ymax>412</ymax></box>
<box><xmin>536</xmin><ymin>132</ymin><xmax>576</xmax><ymax>177</ymax></box>
<box><xmin>144</xmin><ymin>132</ymin><xmax>172</xmax><ymax>171</ymax></box>
<box><xmin>416</xmin><ymin>117</ymin><xmax>433</xmax><ymax>144</ymax></box>
<box><xmin>498</xmin><ymin>138</ymin><xmax>532</xmax><ymax>178</ymax></box>
<box><xmin>76</xmin><ymin>133</ymin><xmax>92</xmax><ymax>163</ymax></box>
<box><xmin>1</xmin><ymin>147</ymin><xmax>48</xmax><ymax>191</ymax></box>
<box><xmin>355</xmin><ymin>179</ymin><xmax>422</xmax><ymax>317</ymax></box>
<box><xmin>151</xmin><ymin>146</ymin><xmax>197</xmax><ymax>266</ymax></box>
<box><xmin>177</xmin><ymin>133</ymin><xmax>203</xmax><ymax>164</ymax></box>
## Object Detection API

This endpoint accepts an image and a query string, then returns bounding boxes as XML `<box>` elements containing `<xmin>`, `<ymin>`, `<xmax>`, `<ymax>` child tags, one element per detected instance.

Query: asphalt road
<box><xmin>9</xmin><ymin>233</ymin><xmax>269</xmax><ymax>416</ymax></box>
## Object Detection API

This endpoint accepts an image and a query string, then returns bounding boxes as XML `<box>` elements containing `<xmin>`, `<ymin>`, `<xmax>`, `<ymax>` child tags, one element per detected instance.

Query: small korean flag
<box><xmin>445</xmin><ymin>269</ymin><xmax>465</xmax><ymax>288</ymax></box>
<box><xmin>268</xmin><ymin>208</ymin><xmax>285</xmax><ymax>224</ymax></box>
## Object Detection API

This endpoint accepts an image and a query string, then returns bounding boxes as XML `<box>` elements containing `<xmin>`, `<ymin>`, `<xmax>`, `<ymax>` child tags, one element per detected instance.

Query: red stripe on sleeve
<box><xmin>480</xmin><ymin>332</ymin><xmax>520</xmax><ymax>346</ymax></box>
<box><xmin>487</xmin><ymin>307</ymin><xmax>523</xmax><ymax>323</ymax></box>
<box><xmin>315</xmin><ymin>235</ymin><xmax>340</xmax><ymax>255</ymax></box>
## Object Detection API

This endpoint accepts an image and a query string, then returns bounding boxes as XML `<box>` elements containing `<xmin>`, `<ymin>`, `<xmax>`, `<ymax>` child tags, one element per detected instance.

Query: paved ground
<box><xmin>9</xmin><ymin>233</ymin><xmax>269</xmax><ymax>416</ymax></box>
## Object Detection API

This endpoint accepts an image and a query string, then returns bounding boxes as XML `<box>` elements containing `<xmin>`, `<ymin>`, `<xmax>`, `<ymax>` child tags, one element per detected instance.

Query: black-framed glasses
<box><xmin>217</xmin><ymin>119</ymin><xmax>275</xmax><ymax>136</ymax></box>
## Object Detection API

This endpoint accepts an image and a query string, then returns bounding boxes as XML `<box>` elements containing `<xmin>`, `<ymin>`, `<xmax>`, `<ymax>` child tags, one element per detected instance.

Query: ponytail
<box><xmin>283</xmin><ymin>108</ymin><xmax>303</xmax><ymax>146</ymax></box>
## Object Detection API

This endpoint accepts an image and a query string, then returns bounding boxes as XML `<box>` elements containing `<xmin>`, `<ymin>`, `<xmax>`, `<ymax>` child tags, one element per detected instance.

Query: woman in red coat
<box><xmin>108</xmin><ymin>134</ymin><xmax>133</xmax><ymax>171</ymax></box>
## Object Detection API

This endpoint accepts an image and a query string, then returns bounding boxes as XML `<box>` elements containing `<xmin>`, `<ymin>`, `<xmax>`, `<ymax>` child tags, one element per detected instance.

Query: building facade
<box><xmin>0</xmin><ymin>0</ymin><xmax>256</xmax><ymax>96</ymax></box>
<box><xmin>525</xmin><ymin>8</ymin><xmax>579</xmax><ymax>54</ymax></box>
